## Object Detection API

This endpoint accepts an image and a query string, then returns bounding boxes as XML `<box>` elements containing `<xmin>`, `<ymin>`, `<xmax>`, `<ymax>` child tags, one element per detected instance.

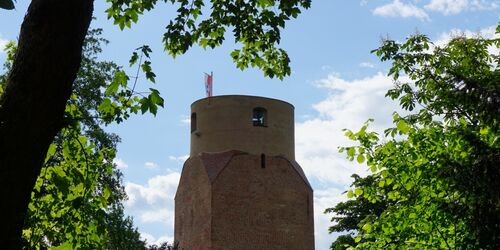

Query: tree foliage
<box><xmin>104</xmin><ymin>206</ymin><xmax>146</xmax><ymax>250</ymax></box>
<box><xmin>2</xmin><ymin>0</ymin><xmax>311</xmax><ymax>79</ymax></box>
<box><xmin>146</xmin><ymin>241</ymin><xmax>179</xmax><ymax>250</ymax></box>
<box><xmin>1</xmin><ymin>28</ymin><xmax>155</xmax><ymax>249</ymax></box>
<box><xmin>0</xmin><ymin>0</ymin><xmax>15</xmax><ymax>10</ymax></box>
<box><xmin>327</xmin><ymin>26</ymin><xmax>499</xmax><ymax>249</ymax></box>
<box><xmin>330</xmin><ymin>235</ymin><xmax>356</xmax><ymax>250</ymax></box>
<box><xmin>105</xmin><ymin>0</ymin><xmax>311</xmax><ymax>79</ymax></box>
<box><xmin>325</xmin><ymin>174</ymin><xmax>388</xmax><ymax>249</ymax></box>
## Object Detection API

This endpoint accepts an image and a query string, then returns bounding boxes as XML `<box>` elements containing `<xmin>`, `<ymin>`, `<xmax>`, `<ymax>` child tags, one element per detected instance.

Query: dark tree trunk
<box><xmin>0</xmin><ymin>0</ymin><xmax>93</xmax><ymax>248</ymax></box>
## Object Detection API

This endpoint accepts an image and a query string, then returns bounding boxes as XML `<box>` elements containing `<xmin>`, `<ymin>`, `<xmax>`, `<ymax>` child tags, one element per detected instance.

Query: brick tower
<box><xmin>174</xmin><ymin>95</ymin><xmax>314</xmax><ymax>250</ymax></box>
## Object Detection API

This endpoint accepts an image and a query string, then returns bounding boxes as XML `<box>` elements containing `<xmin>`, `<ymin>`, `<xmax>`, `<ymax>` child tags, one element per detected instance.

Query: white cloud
<box><xmin>425</xmin><ymin>0</ymin><xmax>469</xmax><ymax>14</ymax></box>
<box><xmin>140</xmin><ymin>232</ymin><xmax>174</xmax><ymax>246</ymax></box>
<box><xmin>425</xmin><ymin>0</ymin><xmax>499</xmax><ymax>15</ymax></box>
<box><xmin>125</xmin><ymin>172</ymin><xmax>180</xmax><ymax>208</ymax></box>
<box><xmin>314</xmin><ymin>187</ymin><xmax>349</xmax><ymax>249</ymax></box>
<box><xmin>359</xmin><ymin>62</ymin><xmax>375</xmax><ymax>68</ymax></box>
<box><xmin>125</xmin><ymin>172</ymin><xmax>180</xmax><ymax>248</ymax></box>
<box><xmin>180</xmin><ymin>115</ymin><xmax>190</xmax><ymax>125</ymax></box>
<box><xmin>296</xmin><ymin>73</ymin><xmax>402</xmax><ymax>185</ymax></box>
<box><xmin>168</xmin><ymin>155</ymin><xmax>189</xmax><ymax>162</ymax></box>
<box><xmin>0</xmin><ymin>37</ymin><xmax>9</xmax><ymax>54</ymax></box>
<box><xmin>433</xmin><ymin>25</ymin><xmax>499</xmax><ymax>57</ymax></box>
<box><xmin>141</xmin><ymin>208</ymin><xmax>173</xmax><ymax>224</ymax></box>
<box><xmin>434</xmin><ymin>25</ymin><xmax>498</xmax><ymax>47</ymax></box>
<box><xmin>373</xmin><ymin>0</ymin><xmax>430</xmax><ymax>21</ymax></box>
<box><xmin>312</xmin><ymin>72</ymin><xmax>401</xmax><ymax>127</ymax></box>
<box><xmin>113</xmin><ymin>158</ymin><xmax>128</xmax><ymax>169</ymax></box>
<box><xmin>321</xmin><ymin>65</ymin><xmax>332</xmax><ymax>71</ymax></box>
<box><xmin>145</xmin><ymin>161</ymin><xmax>159</xmax><ymax>169</ymax></box>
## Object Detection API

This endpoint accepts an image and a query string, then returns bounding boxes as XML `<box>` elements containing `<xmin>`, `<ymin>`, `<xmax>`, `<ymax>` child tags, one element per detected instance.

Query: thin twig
<box><xmin>126</xmin><ymin>51</ymin><xmax>143</xmax><ymax>104</ymax></box>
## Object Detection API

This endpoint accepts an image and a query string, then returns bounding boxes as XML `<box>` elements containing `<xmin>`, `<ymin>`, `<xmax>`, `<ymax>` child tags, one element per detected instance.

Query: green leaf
<box><xmin>362</xmin><ymin>223</ymin><xmax>372</xmax><ymax>232</ymax></box>
<box><xmin>396</xmin><ymin>119</ymin><xmax>410</xmax><ymax>134</ymax></box>
<box><xmin>347</xmin><ymin>190</ymin><xmax>354</xmax><ymax>198</ymax></box>
<box><xmin>140</xmin><ymin>45</ymin><xmax>152</xmax><ymax>58</ymax></box>
<box><xmin>355</xmin><ymin>188</ymin><xmax>363</xmax><ymax>196</ymax></box>
<box><xmin>148</xmin><ymin>88</ymin><xmax>164</xmax><ymax>107</ymax></box>
<box><xmin>379</xmin><ymin>180</ymin><xmax>385</xmax><ymax>187</ymax></box>
<box><xmin>388</xmin><ymin>191</ymin><xmax>395</xmax><ymax>200</ymax></box>
<box><xmin>44</xmin><ymin>143</ymin><xmax>57</xmax><ymax>163</ymax></box>
<box><xmin>347</xmin><ymin>147</ymin><xmax>355</xmax><ymax>159</ymax></box>
<box><xmin>105</xmin><ymin>79</ymin><xmax>120</xmax><ymax>96</ymax></box>
<box><xmin>149</xmin><ymin>102</ymin><xmax>158</xmax><ymax>115</ymax></box>
<box><xmin>103</xmin><ymin>186</ymin><xmax>111</xmax><ymax>200</ymax></box>
<box><xmin>145</xmin><ymin>71</ymin><xmax>156</xmax><ymax>83</ymax></box>
<box><xmin>357</xmin><ymin>154</ymin><xmax>365</xmax><ymax>164</ymax></box>
<box><xmin>0</xmin><ymin>0</ymin><xmax>15</xmax><ymax>10</ymax></box>
<box><xmin>129</xmin><ymin>52</ymin><xmax>139</xmax><ymax>66</ymax></box>
<box><xmin>74</xmin><ymin>183</ymin><xmax>84</xmax><ymax>194</ymax></box>
<box><xmin>140</xmin><ymin>98</ymin><xmax>150</xmax><ymax>114</ymax></box>
<box><xmin>98</xmin><ymin>98</ymin><xmax>113</xmax><ymax>114</ymax></box>
<box><xmin>49</xmin><ymin>241</ymin><xmax>73</xmax><ymax>250</ymax></box>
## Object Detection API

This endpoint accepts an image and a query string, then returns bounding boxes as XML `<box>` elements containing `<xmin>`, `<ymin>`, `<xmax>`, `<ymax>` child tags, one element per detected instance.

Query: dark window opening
<box><xmin>261</xmin><ymin>154</ymin><xmax>266</xmax><ymax>168</ymax></box>
<box><xmin>191</xmin><ymin>112</ymin><xmax>197</xmax><ymax>133</ymax></box>
<box><xmin>253</xmin><ymin>107</ymin><xmax>267</xmax><ymax>127</ymax></box>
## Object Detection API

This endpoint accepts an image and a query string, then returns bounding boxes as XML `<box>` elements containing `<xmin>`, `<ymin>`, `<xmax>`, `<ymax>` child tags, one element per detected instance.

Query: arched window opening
<box><xmin>252</xmin><ymin>107</ymin><xmax>267</xmax><ymax>127</ymax></box>
<box><xmin>191</xmin><ymin>112</ymin><xmax>197</xmax><ymax>133</ymax></box>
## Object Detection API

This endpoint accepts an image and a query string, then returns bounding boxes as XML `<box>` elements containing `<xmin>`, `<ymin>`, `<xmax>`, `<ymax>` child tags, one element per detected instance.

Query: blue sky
<box><xmin>1</xmin><ymin>0</ymin><xmax>499</xmax><ymax>249</ymax></box>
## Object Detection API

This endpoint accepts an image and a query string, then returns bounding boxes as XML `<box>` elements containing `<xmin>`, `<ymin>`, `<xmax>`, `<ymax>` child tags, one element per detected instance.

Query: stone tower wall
<box><xmin>190</xmin><ymin>95</ymin><xmax>295</xmax><ymax>160</ymax></box>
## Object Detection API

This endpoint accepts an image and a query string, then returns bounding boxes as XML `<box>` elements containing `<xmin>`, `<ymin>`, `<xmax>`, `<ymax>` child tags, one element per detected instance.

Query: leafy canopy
<box><xmin>1</xmin><ymin>28</ymin><xmax>159</xmax><ymax>249</ymax></box>
<box><xmin>327</xmin><ymin>25</ymin><xmax>499</xmax><ymax>249</ymax></box>
<box><xmin>105</xmin><ymin>0</ymin><xmax>311</xmax><ymax>79</ymax></box>
<box><xmin>2</xmin><ymin>0</ymin><xmax>310</xmax><ymax>79</ymax></box>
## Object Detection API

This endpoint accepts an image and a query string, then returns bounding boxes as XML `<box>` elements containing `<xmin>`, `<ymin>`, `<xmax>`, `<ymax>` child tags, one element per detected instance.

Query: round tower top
<box><xmin>190</xmin><ymin>95</ymin><xmax>295</xmax><ymax>159</ymax></box>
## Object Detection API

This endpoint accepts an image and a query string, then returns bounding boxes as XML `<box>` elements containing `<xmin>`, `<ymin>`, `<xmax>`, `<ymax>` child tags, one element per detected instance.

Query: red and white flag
<box><xmin>204</xmin><ymin>72</ymin><xmax>213</xmax><ymax>97</ymax></box>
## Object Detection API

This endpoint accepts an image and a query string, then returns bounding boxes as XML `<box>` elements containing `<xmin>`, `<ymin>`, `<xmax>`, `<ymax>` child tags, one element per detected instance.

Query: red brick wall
<box><xmin>175</xmin><ymin>152</ymin><xmax>314</xmax><ymax>250</ymax></box>
<box><xmin>175</xmin><ymin>157</ymin><xmax>212</xmax><ymax>250</ymax></box>
<box><xmin>211</xmin><ymin>154</ymin><xmax>314</xmax><ymax>250</ymax></box>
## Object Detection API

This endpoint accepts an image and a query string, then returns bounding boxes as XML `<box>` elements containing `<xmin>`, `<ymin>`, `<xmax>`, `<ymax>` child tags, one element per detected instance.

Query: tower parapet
<box><xmin>190</xmin><ymin>95</ymin><xmax>295</xmax><ymax>159</ymax></box>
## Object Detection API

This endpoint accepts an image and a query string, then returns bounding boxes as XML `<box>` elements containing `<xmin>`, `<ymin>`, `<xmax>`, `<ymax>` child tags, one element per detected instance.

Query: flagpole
<box><xmin>204</xmin><ymin>71</ymin><xmax>213</xmax><ymax>104</ymax></box>
<box><xmin>208</xmin><ymin>71</ymin><xmax>211</xmax><ymax>104</ymax></box>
